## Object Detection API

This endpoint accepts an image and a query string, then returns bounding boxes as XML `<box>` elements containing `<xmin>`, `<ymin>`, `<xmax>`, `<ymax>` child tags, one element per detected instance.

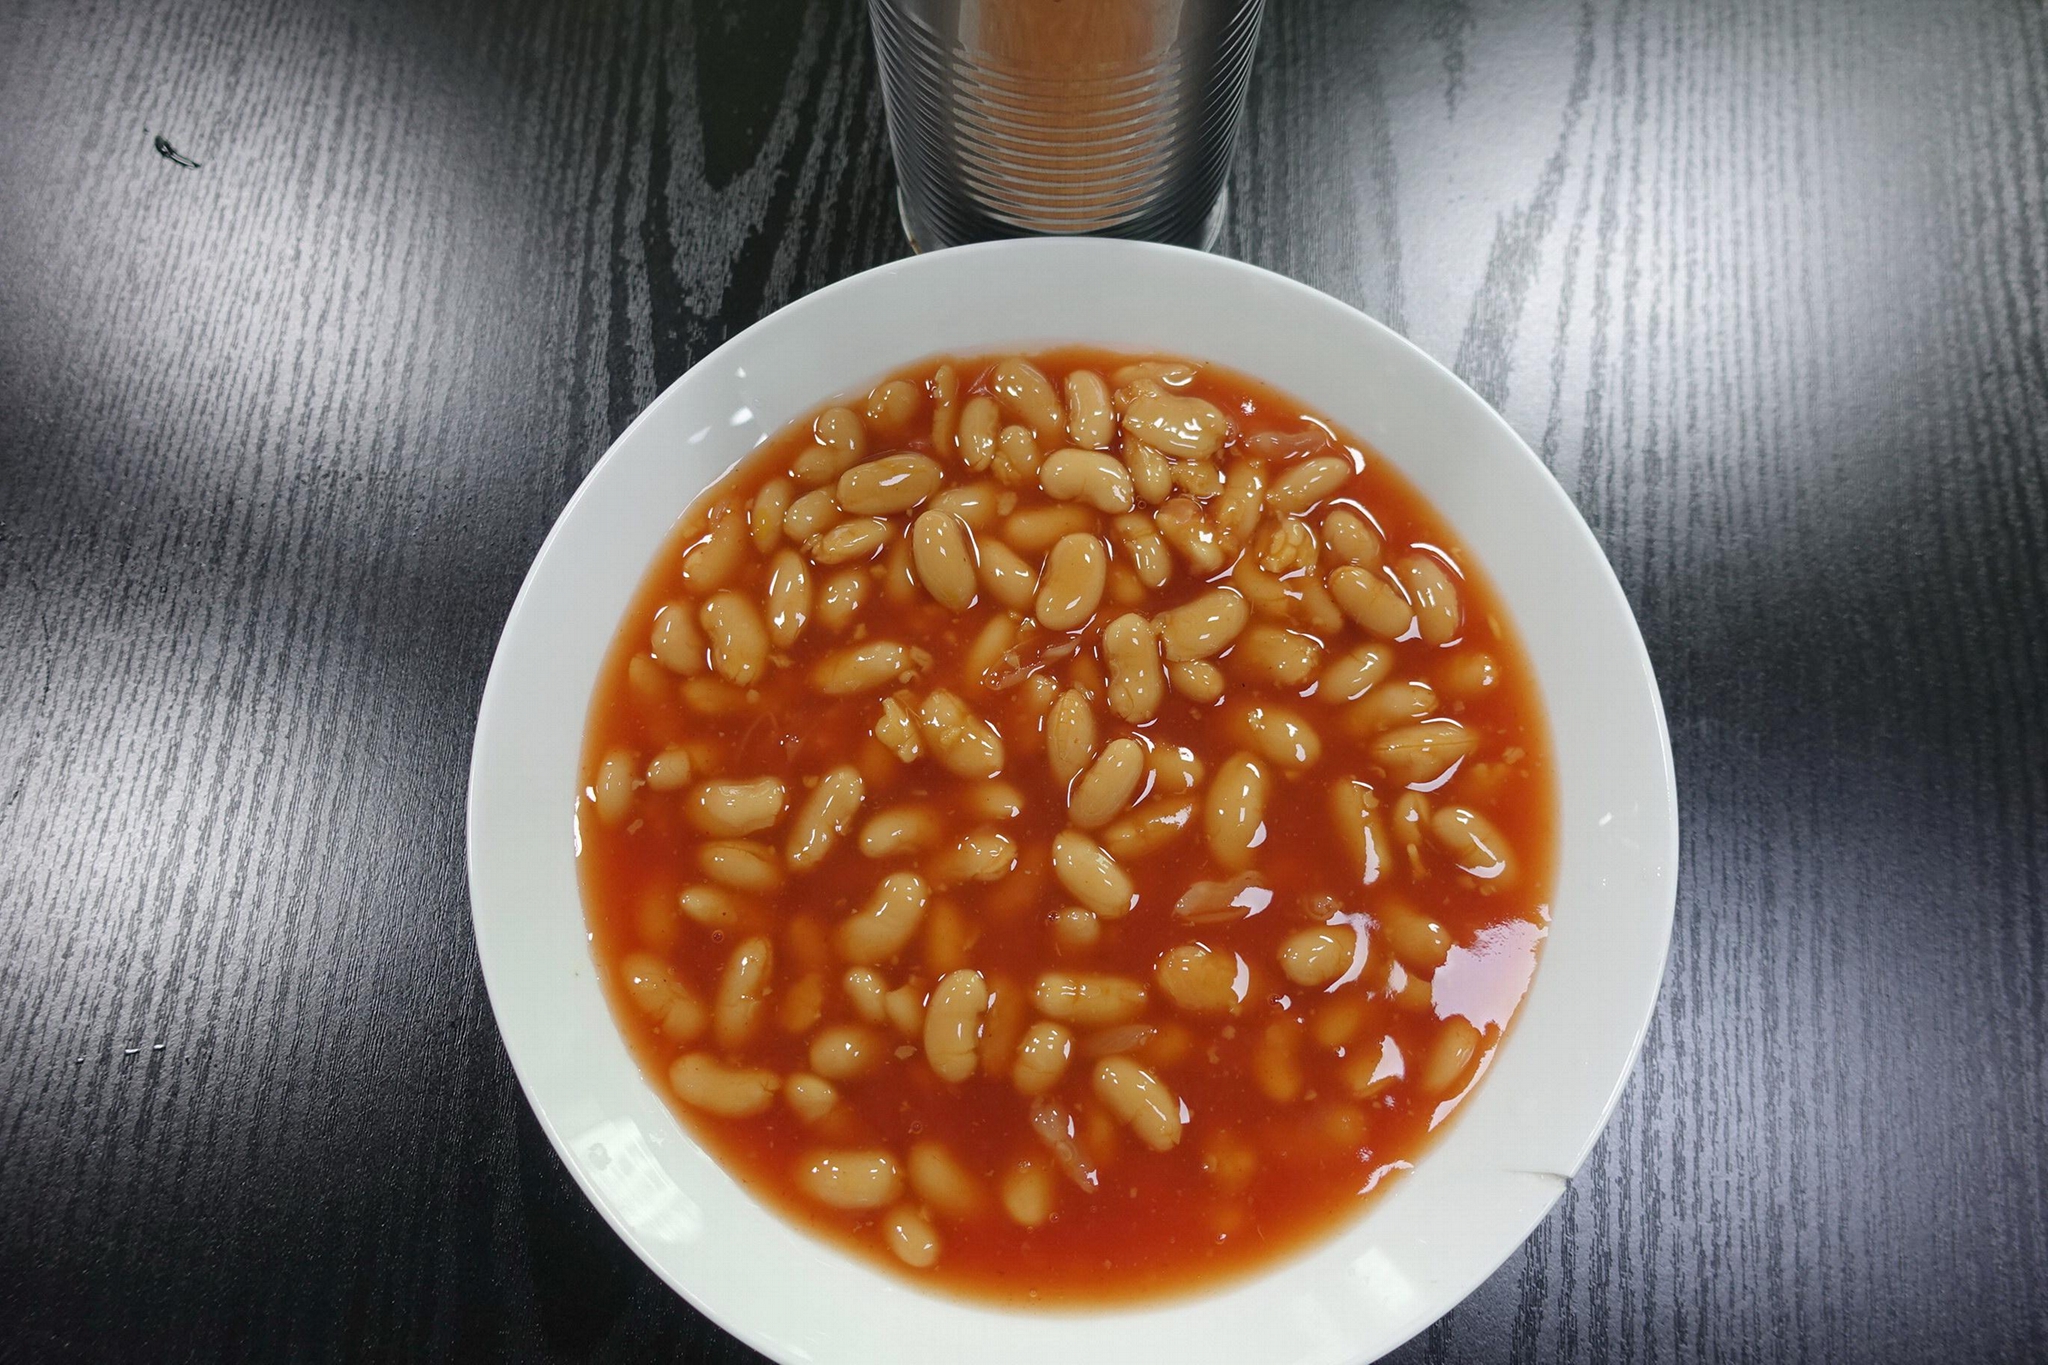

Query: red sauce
<box><xmin>576</xmin><ymin>349</ymin><xmax>1555</xmax><ymax>1303</ymax></box>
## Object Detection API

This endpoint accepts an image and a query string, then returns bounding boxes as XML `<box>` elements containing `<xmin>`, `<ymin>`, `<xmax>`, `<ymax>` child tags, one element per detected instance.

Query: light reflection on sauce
<box><xmin>1431</xmin><ymin>917</ymin><xmax>1548</xmax><ymax>1029</ymax></box>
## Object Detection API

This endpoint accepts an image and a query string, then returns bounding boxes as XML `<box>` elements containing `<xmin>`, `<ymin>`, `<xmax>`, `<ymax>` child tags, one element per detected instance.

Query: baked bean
<box><xmin>1329</xmin><ymin>780</ymin><xmax>1389</xmax><ymax>885</ymax></box>
<box><xmin>837</xmin><ymin>871</ymin><xmax>929</xmax><ymax>963</ymax></box>
<box><xmin>1039</xmin><ymin>447</ymin><xmax>1135</xmax><ymax>513</ymax></box>
<box><xmin>594</xmin><ymin>748</ymin><xmax>637</xmax><ymax>826</ymax></box>
<box><xmin>1204</xmin><ymin>754</ymin><xmax>1267</xmax><ymax>868</ymax></box>
<box><xmin>679</xmin><ymin>884</ymin><xmax>743</xmax><ymax>928</ymax></box>
<box><xmin>650</xmin><ymin>601</ymin><xmax>708</xmax><ymax>675</ymax></box>
<box><xmin>759</xmin><ymin>550</ymin><xmax>810</xmax><ymax>649</ymax></box>
<box><xmin>1267</xmin><ymin>455</ymin><xmax>1351</xmax><ymax>515</ymax></box>
<box><xmin>908</xmin><ymin>1140</ymin><xmax>985</xmax><ymax>1218</ymax></box>
<box><xmin>680</xmin><ymin>514</ymin><xmax>747</xmax><ymax>592</ymax></box>
<box><xmin>816</xmin><ymin>569</ymin><xmax>868</xmax><ymax>630</ymax></box>
<box><xmin>1391</xmin><ymin>792</ymin><xmax>1431</xmax><ymax>856</ymax></box>
<box><xmin>1239</xmin><ymin>703</ymin><xmax>1322</xmax><ymax>770</ymax></box>
<box><xmin>994</xmin><ymin>424</ymin><xmax>1043</xmax><ymax>487</ymax></box>
<box><xmin>883</xmin><ymin>981</ymin><xmax>926</xmax><ymax>1037</ymax></box>
<box><xmin>1047</xmin><ymin>688</ymin><xmax>1098</xmax><ymax>784</ymax></box>
<box><xmin>864</xmin><ymin>379</ymin><xmax>920</xmax><ymax>430</ymax></box>
<box><xmin>1252</xmin><ymin>1019</ymin><xmax>1304</xmax><ymax>1103</ymax></box>
<box><xmin>1231</xmin><ymin>623</ymin><xmax>1323</xmax><ymax>687</ymax></box>
<box><xmin>1371</xmin><ymin>719</ymin><xmax>1477</xmax><ymax>785</ymax></box>
<box><xmin>958</xmin><ymin>395</ymin><xmax>1000</xmax><ymax>470</ymax></box>
<box><xmin>1440</xmin><ymin>650</ymin><xmax>1500</xmax><ymax>696</ymax></box>
<box><xmin>1150</xmin><ymin>744</ymin><xmax>1205</xmax><ymax>793</ymax></box>
<box><xmin>1297</xmin><ymin>576</ymin><xmax>1346</xmax><ymax>634</ymax></box>
<box><xmin>917</xmin><ymin>690</ymin><xmax>1006</xmax><ymax>778</ymax></box>
<box><xmin>971</xmin><ymin>537</ymin><xmax>1037</xmax><ymax>612</ymax></box>
<box><xmin>872</xmin><ymin>697</ymin><xmax>923</xmax><ymax>762</ymax></box>
<box><xmin>1012</xmin><ymin>1021</ymin><xmax>1074</xmax><ymax>1096</ymax></box>
<box><xmin>1321</xmin><ymin>642</ymin><xmax>1395</xmax><ymax>702</ymax></box>
<box><xmin>910</xmin><ymin>510</ymin><xmax>978</xmax><ymax>611</ymax></box>
<box><xmin>992</xmin><ymin>357</ymin><xmax>1066</xmax><ymax>445</ymax></box>
<box><xmin>1102</xmin><ymin>614</ymin><xmax>1165</xmax><ymax>724</ymax></box>
<box><xmin>836</xmin><ymin>453</ymin><xmax>941</xmax><ymax>517</ymax></box>
<box><xmin>1069</xmin><ymin>738</ymin><xmax>1147</xmax><ymax>829</ymax></box>
<box><xmin>1345</xmin><ymin>679</ymin><xmax>1437</xmax><ymax>736</ymax></box>
<box><xmin>687</xmin><ymin>778</ymin><xmax>785</xmax><ymax>837</ymax></box>
<box><xmin>976</xmin><ymin>976</ymin><xmax>1029</xmax><ymax>1077</ymax></box>
<box><xmin>810</xmin><ymin>516</ymin><xmax>892</xmax><ymax>566</ymax></box>
<box><xmin>1051</xmin><ymin>907</ymin><xmax>1101</xmax><ymax>949</ymax></box>
<box><xmin>813</xmin><ymin>640</ymin><xmax>914</xmax><ymax>695</ymax></box>
<box><xmin>1093</xmin><ymin>1057</ymin><xmax>1181</xmax><ymax>1151</ymax></box>
<box><xmin>929</xmin><ymin>364</ymin><xmax>958</xmax><ymax>454</ymax></box>
<box><xmin>1111</xmin><ymin>359</ymin><xmax>1199</xmax><ymax>390</ymax></box>
<box><xmin>924</xmin><ymin>969</ymin><xmax>989</xmax><ymax>1082</ymax></box>
<box><xmin>783</xmin><ymin>1072</ymin><xmax>838</xmax><ymax>1123</ymax></box>
<box><xmin>1001</xmin><ymin>1160</ymin><xmax>1056</xmax><ymax>1227</ymax></box>
<box><xmin>961</xmin><ymin>613</ymin><xmax>1018</xmax><ymax>685</ymax></box>
<box><xmin>1379</xmin><ymin>898</ymin><xmax>1452</xmax><ymax>972</ymax></box>
<box><xmin>1034</xmin><ymin>971</ymin><xmax>1148</xmax><ymax>1025</ymax></box>
<box><xmin>714</xmin><ymin>935</ymin><xmax>774</xmax><ymax>1047</ymax></box>
<box><xmin>963</xmin><ymin>779</ymin><xmax>1027</xmax><ymax>822</ymax></box>
<box><xmin>843</xmin><ymin>967</ymin><xmax>888</xmax><ymax>1023</ymax></box>
<box><xmin>1156</xmin><ymin>588</ymin><xmax>1249</xmax><ymax>661</ymax></box>
<box><xmin>1100</xmin><ymin>798</ymin><xmax>1194</xmax><ymax>860</ymax></box>
<box><xmin>1032</xmin><ymin>533</ymin><xmax>1108</xmax><ymax>631</ymax></box>
<box><xmin>1155</xmin><ymin>943</ymin><xmax>1241</xmax><ymax>1013</ymax></box>
<box><xmin>1430</xmin><ymin>805</ymin><xmax>1512</xmax><ymax>879</ymax></box>
<box><xmin>1153</xmin><ymin>497</ymin><xmax>1228</xmax><ymax>574</ymax></box>
<box><xmin>1051</xmin><ymin>831</ymin><xmax>1135</xmax><ymax>917</ymax></box>
<box><xmin>1212</xmin><ymin>460</ymin><xmax>1267</xmax><ymax>548</ymax></box>
<box><xmin>1120</xmin><ymin>392</ymin><xmax>1228</xmax><ymax>461</ymax></box>
<box><xmin>1393</xmin><ymin>552</ymin><xmax>1462</xmax><ymax>645</ymax></box>
<box><xmin>1125</xmin><ymin>441</ymin><xmax>1174</xmax><ymax>505</ymax></box>
<box><xmin>700</xmin><ymin>839</ymin><xmax>782</xmax><ymax>892</ymax></box>
<box><xmin>1007</xmin><ymin>507</ymin><xmax>1099</xmax><ymax>556</ymax></box>
<box><xmin>681</xmin><ymin>675</ymin><xmax>749</xmax><ymax>714</ymax></box>
<box><xmin>931</xmin><ymin>828</ymin><xmax>1018</xmax><ymax>886</ymax></box>
<box><xmin>750</xmin><ymin>477</ymin><xmax>793</xmax><ymax>553</ymax></box>
<box><xmin>786</xmin><ymin>765</ymin><xmax>865</xmax><ymax>869</ymax></box>
<box><xmin>799</xmin><ymin>1150</ymin><xmax>903</xmax><ymax>1210</ymax></box>
<box><xmin>930</xmin><ymin>479</ymin><xmax>1000</xmax><ymax>528</ymax></box>
<box><xmin>1172</xmin><ymin>457</ymin><xmax>1223</xmax><ymax>499</ymax></box>
<box><xmin>1421</xmin><ymin>1018</ymin><xmax>1483</xmax><ymax>1094</ymax></box>
<box><xmin>699</xmin><ymin>592</ymin><xmax>769</xmax><ymax>685</ymax></box>
<box><xmin>1167</xmin><ymin>659</ymin><xmax>1225</xmax><ymax>703</ymax></box>
<box><xmin>1258</xmin><ymin>518</ymin><xmax>1319</xmax><ymax>576</ymax></box>
<box><xmin>810</xmin><ymin>1023</ymin><xmax>885</xmax><ymax>1080</ymax></box>
<box><xmin>670</xmin><ymin>1053</ymin><xmax>778</xmax><ymax>1116</ymax></box>
<box><xmin>783</xmin><ymin>486</ymin><xmax>842</xmax><ymax>543</ymax></box>
<box><xmin>1280</xmin><ymin>926</ymin><xmax>1355</xmax><ymax>988</ymax></box>
<box><xmin>1329</xmin><ymin>565</ymin><xmax>1415</xmax><ymax>640</ymax></box>
<box><xmin>622</xmin><ymin>953</ymin><xmax>707</xmax><ymax>1040</ymax></box>
<box><xmin>1323</xmin><ymin>507</ymin><xmax>1383</xmax><ymax>566</ymax></box>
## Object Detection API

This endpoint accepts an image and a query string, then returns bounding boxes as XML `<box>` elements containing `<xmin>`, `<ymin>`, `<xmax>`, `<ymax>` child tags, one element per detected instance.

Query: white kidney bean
<box><xmin>1039</xmin><ymin>447</ymin><xmax>1134</xmax><ymax>513</ymax></box>
<box><xmin>809</xmin><ymin>516</ymin><xmax>892</xmax><ymax>566</ymax></box>
<box><xmin>621</xmin><ymin>953</ymin><xmax>707</xmax><ymax>1040</ymax></box>
<box><xmin>714</xmin><ymin>935</ymin><xmax>773</xmax><ymax>1047</ymax></box>
<box><xmin>753</xmin><ymin>549</ymin><xmax>807</xmax><ymax>649</ymax></box>
<box><xmin>699</xmin><ymin>591</ymin><xmax>769</xmax><ymax>685</ymax></box>
<box><xmin>1155</xmin><ymin>943</ymin><xmax>1241</xmax><ymax>1013</ymax></box>
<box><xmin>836</xmin><ymin>871</ymin><xmax>929</xmax><ymax>963</ymax></box>
<box><xmin>1430</xmin><ymin>805</ymin><xmax>1513</xmax><ymax>879</ymax></box>
<box><xmin>783</xmin><ymin>485</ymin><xmax>842</xmax><ymax>542</ymax></box>
<box><xmin>687</xmin><ymin>777</ymin><xmax>786</xmax><ymax>837</ymax></box>
<box><xmin>993</xmin><ymin>424</ymin><xmax>1043</xmax><ymax>487</ymax></box>
<box><xmin>1063</xmin><ymin>369</ymin><xmax>1113</xmax><ymax>449</ymax></box>
<box><xmin>1125</xmin><ymin>441</ymin><xmax>1174</xmax><ymax>505</ymax></box>
<box><xmin>923</xmin><ymin>969</ymin><xmax>989</xmax><ymax>1083</ymax></box>
<box><xmin>1097</xmin><ymin>613</ymin><xmax>1164</xmax><ymax>724</ymax></box>
<box><xmin>929</xmin><ymin>363</ymin><xmax>958</xmax><ymax>454</ymax></box>
<box><xmin>957</xmin><ymin>394</ymin><xmax>1000</xmax><ymax>470</ymax></box>
<box><xmin>1120</xmin><ymin>392</ymin><xmax>1228</xmax><ymax>461</ymax></box>
<box><xmin>1051</xmin><ymin>830</ymin><xmax>1135</xmax><ymax>917</ymax></box>
<box><xmin>1329</xmin><ymin>564</ymin><xmax>1415</xmax><ymax>640</ymax></box>
<box><xmin>1239</xmin><ymin>703</ymin><xmax>1322</xmax><ymax>770</ymax></box>
<box><xmin>811</xmin><ymin>640</ymin><xmax>912</xmax><ymax>695</ymax></box>
<box><xmin>1068</xmin><ymin>738</ymin><xmax>1147</xmax><ymax>830</ymax></box>
<box><xmin>749</xmin><ymin>477</ymin><xmax>793</xmax><ymax>553</ymax></box>
<box><xmin>1321</xmin><ymin>642</ymin><xmax>1395</xmax><ymax>702</ymax></box>
<box><xmin>1232</xmin><ymin>624</ymin><xmax>1323</xmax><ymax>689</ymax></box>
<box><xmin>1047</xmin><ymin>688</ymin><xmax>1097</xmax><ymax>784</ymax></box>
<box><xmin>992</xmin><ymin>357</ymin><xmax>1066</xmax><ymax>444</ymax></box>
<box><xmin>799</xmin><ymin>1150</ymin><xmax>903</xmax><ymax>1210</ymax></box>
<box><xmin>1155</xmin><ymin>588</ymin><xmax>1249</xmax><ymax>661</ymax></box>
<box><xmin>1012</xmin><ymin>1021</ymin><xmax>1074</xmax><ymax>1096</ymax></box>
<box><xmin>1092</xmin><ymin>1057</ymin><xmax>1182</xmax><ymax>1151</ymax></box>
<box><xmin>930</xmin><ymin>479</ymin><xmax>999</xmax><ymax>528</ymax></box>
<box><xmin>669</xmin><ymin>1053</ymin><xmax>778</xmax><ymax>1116</ymax></box>
<box><xmin>917</xmin><ymin>690</ymin><xmax>1005</xmax><ymax>778</ymax></box>
<box><xmin>1345</xmin><ymin>679</ymin><xmax>1437</xmax><ymax>737</ymax></box>
<box><xmin>650</xmin><ymin>601</ymin><xmax>708</xmax><ymax>675</ymax></box>
<box><xmin>1032</xmin><ymin>533</ymin><xmax>1107</xmax><ymax>630</ymax></box>
<box><xmin>1323</xmin><ymin>507</ymin><xmax>1382</xmax><ymax>566</ymax></box>
<box><xmin>785</xmin><ymin>765</ymin><xmax>864</xmax><ymax>870</ymax></box>
<box><xmin>1034</xmin><ymin>971</ymin><xmax>1147</xmax><ymax>1025</ymax></box>
<box><xmin>698</xmin><ymin>839</ymin><xmax>782</xmax><ymax>893</ymax></box>
<box><xmin>857</xmin><ymin>805</ymin><xmax>936</xmax><ymax>859</ymax></box>
<box><xmin>1371</xmin><ymin>719</ymin><xmax>1477</xmax><ymax>785</ymax></box>
<box><xmin>972</xmin><ymin>537</ymin><xmax>1038</xmax><ymax>612</ymax></box>
<box><xmin>864</xmin><ymin>379</ymin><xmax>920</xmax><ymax>430</ymax></box>
<box><xmin>836</xmin><ymin>452</ymin><xmax>941</xmax><ymax>516</ymax></box>
<box><xmin>1393</xmin><ymin>552</ymin><xmax>1462</xmax><ymax>645</ymax></box>
<box><xmin>1204</xmin><ymin>754</ymin><xmax>1267</xmax><ymax>868</ymax></box>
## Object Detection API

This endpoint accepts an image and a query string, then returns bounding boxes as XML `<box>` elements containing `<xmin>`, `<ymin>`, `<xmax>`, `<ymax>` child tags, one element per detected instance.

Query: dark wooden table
<box><xmin>4</xmin><ymin>0</ymin><xmax>2044</xmax><ymax>1360</ymax></box>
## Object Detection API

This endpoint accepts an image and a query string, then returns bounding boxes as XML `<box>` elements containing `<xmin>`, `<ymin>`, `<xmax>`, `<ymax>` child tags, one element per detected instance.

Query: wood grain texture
<box><xmin>0</xmin><ymin>0</ymin><xmax>2041</xmax><ymax>1360</ymax></box>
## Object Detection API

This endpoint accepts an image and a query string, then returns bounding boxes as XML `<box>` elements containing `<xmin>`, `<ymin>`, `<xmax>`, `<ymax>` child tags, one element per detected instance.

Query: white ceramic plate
<box><xmin>468</xmin><ymin>239</ymin><xmax>1676</xmax><ymax>1365</ymax></box>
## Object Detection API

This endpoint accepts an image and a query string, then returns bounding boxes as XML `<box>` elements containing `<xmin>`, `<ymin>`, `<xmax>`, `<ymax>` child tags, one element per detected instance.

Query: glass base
<box><xmin>896</xmin><ymin>186</ymin><xmax>1230</xmax><ymax>256</ymax></box>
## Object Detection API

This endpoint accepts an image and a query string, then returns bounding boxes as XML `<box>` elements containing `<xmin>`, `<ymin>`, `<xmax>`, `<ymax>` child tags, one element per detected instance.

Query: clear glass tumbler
<box><xmin>868</xmin><ymin>0</ymin><xmax>1267</xmax><ymax>251</ymax></box>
